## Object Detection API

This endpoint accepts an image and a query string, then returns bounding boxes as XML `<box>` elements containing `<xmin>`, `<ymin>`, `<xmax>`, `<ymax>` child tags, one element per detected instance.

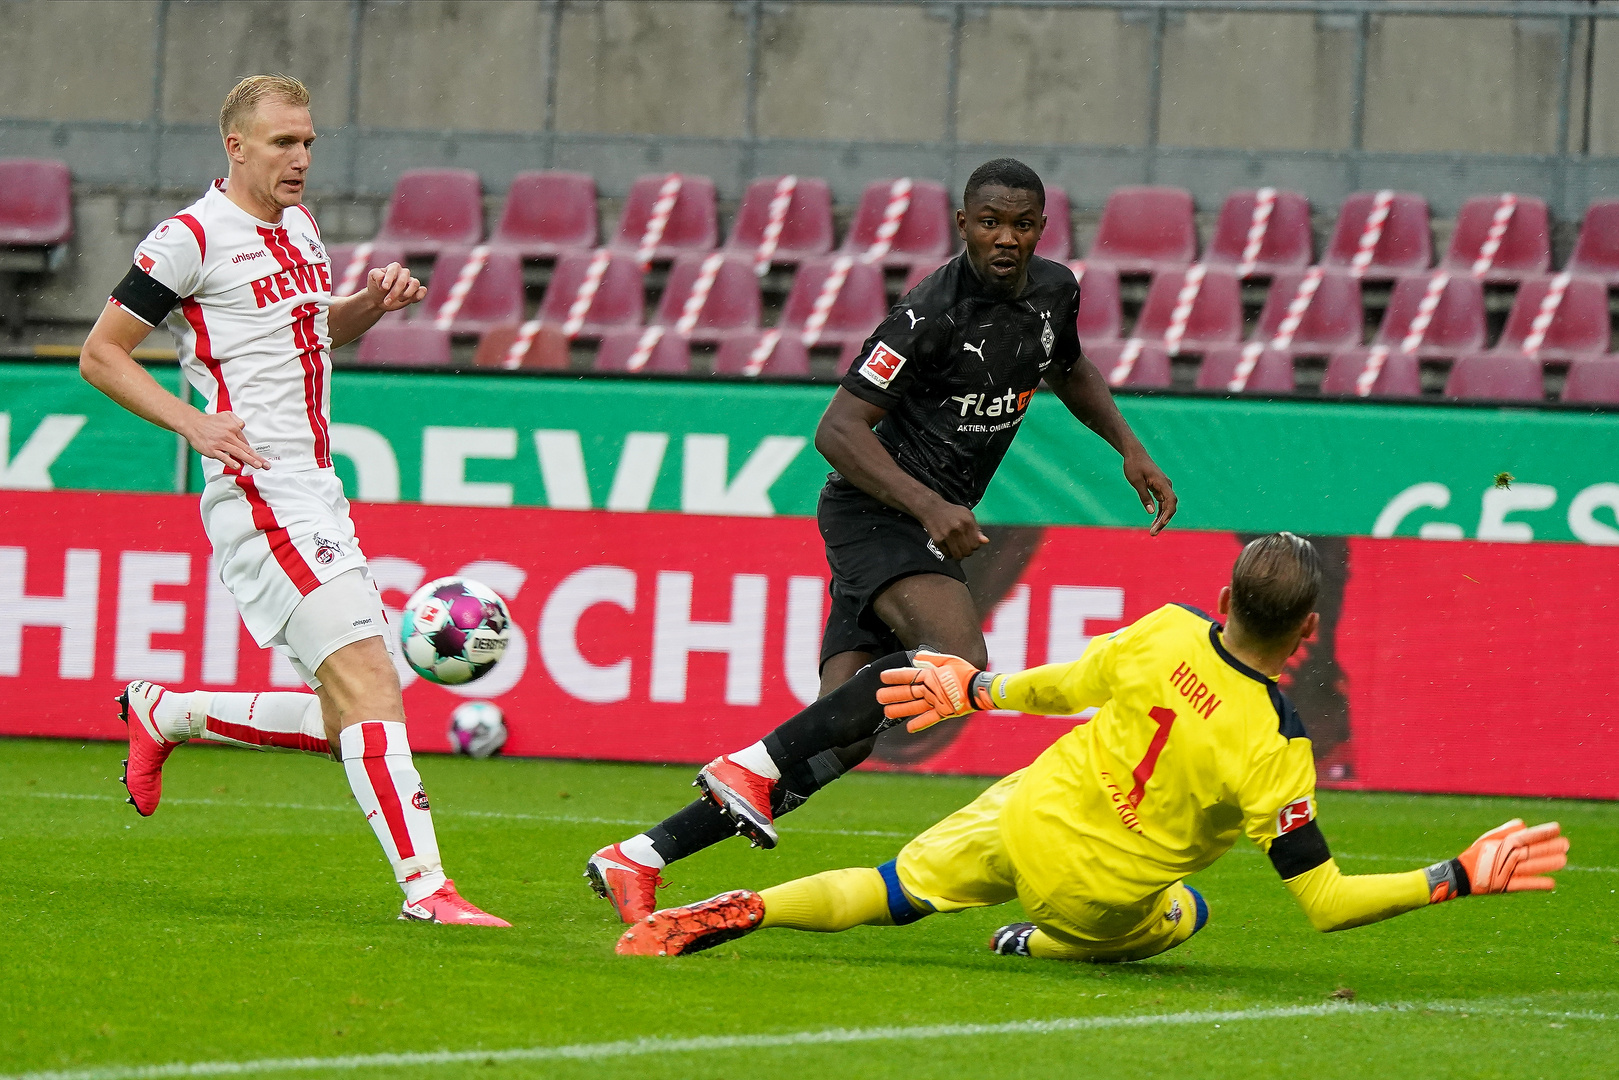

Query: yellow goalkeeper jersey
<box><xmin>993</xmin><ymin>603</ymin><xmax>1318</xmax><ymax>915</ymax></box>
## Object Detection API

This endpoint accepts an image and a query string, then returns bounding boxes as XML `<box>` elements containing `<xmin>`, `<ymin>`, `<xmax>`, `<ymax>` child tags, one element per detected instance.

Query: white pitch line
<box><xmin>11</xmin><ymin>998</ymin><xmax>1614</xmax><ymax>1080</ymax></box>
<box><xmin>22</xmin><ymin>792</ymin><xmax>1617</xmax><ymax>870</ymax></box>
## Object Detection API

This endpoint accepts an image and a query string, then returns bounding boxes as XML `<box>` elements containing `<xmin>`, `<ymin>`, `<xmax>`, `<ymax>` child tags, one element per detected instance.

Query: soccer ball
<box><xmin>447</xmin><ymin>701</ymin><xmax>508</xmax><ymax>758</ymax></box>
<box><xmin>401</xmin><ymin>576</ymin><xmax>512</xmax><ymax>685</ymax></box>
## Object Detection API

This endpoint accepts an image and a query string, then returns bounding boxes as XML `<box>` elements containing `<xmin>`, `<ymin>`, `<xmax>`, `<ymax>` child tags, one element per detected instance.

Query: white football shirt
<box><xmin>117</xmin><ymin>179</ymin><xmax>335</xmax><ymax>481</ymax></box>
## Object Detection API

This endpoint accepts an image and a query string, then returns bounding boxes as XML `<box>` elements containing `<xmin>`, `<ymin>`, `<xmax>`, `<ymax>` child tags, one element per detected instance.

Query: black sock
<box><xmin>772</xmin><ymin>737</ymin><xmax>878</xmax><ymax>816</ymax></box>
<box><xmin>761</xmin><ymin>651</ymin><xmax>909</xmax><ymax>772</ymax></box>
<box><xmin>644</xmin><ymin>797</ymin><xmax>738</xmax><ymax>865</ymax></box>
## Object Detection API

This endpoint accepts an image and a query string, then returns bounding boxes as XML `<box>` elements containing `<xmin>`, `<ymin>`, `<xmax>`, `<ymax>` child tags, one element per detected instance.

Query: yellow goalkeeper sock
<box><xmin>759</xmin><ymin>868</ymin><xmax>893</xmax><ymax>932</ymax></box>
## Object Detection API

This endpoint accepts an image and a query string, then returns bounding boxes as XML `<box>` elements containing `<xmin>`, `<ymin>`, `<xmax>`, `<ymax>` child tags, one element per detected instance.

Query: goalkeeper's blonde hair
<box><xmin>219</xmin><ymin>74</ymin><xmax>310</xmax><ymax>140</ymax></box>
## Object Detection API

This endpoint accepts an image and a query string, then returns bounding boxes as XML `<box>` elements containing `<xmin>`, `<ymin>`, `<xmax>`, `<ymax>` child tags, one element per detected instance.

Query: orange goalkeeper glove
<box><xmin>875</xmin><ymin>651</ymin><xmax>994</xmax><ymax>733</ymax></box>
<box><xmin>1424</xmin><ymin>819</ymin><xmax>1569</xmax><ymax>903</ymax></box>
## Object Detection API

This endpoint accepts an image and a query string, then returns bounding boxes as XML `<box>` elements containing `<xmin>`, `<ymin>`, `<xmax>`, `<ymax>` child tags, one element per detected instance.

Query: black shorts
<box><xmin>816</xmin><ymin>480</ymin><xmax>967</xmax><ymax>667</ymax></box>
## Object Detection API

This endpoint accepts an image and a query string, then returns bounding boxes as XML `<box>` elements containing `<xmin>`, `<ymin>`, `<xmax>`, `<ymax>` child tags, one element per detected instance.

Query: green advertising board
<box><xmin>4</xmin><ymin>360</ymin><xmax>1617</xmax><ymax>544</ymax></box>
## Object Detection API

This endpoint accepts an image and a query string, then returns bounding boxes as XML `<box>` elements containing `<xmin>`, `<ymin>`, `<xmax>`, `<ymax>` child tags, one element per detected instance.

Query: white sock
<box><xmin>179</xmin><ymin>691</ymin><xmax>332</xmax><ymax>757</ymax></box>
<box><xmin>340</xmin><ymin>721</ymin><xmax>447</xmax><ymax>904</ymax></box>
<box><xmin>619</xmin><ymin>833</ymin><xmax>665</xmax><ymax>870</ymax></box>
<box><xmin>729</xmin><ymin>741</ymin><xmax>781</xmax><ymax>781</ymax></box>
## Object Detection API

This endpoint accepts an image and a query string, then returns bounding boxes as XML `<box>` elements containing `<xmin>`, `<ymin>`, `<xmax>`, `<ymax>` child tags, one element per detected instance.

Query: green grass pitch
<box><xmin>4</xmin><ymin>736</ymin><xmax>1616</xmax><ymax>1080</ymax></box>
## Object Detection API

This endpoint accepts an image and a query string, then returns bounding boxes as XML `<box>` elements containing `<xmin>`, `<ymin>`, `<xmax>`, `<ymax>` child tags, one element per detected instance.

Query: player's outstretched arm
<box><xmin>877</xmin><ymin>636</ymin><xmax>1119</xmax><ymax>732</ymax></box>
<box><xmin>1042</xmin><ymin>357</ymin><xmax>1177</xmax><ymax>535</ymax></box>
<box><xmin>327</xmin><ymin>261</ymin><xmax>427</xmax><ymax>348</ymax></box>
<box><xmin>81</xmin><ymin>302</ymin><xmax>268</xmax><ymax>472</ymax></box>
<box><xmin>1271</xmin><ymin>817</ymin><xmax>1568</xmax><ymax>933</ymax></box>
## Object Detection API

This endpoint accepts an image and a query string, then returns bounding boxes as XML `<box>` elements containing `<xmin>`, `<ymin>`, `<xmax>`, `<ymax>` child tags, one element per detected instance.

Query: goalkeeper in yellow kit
<box><xmin>618</xmin><ymin>533</ymin><xmax>1569</xmax><ymax>960</ymax></box>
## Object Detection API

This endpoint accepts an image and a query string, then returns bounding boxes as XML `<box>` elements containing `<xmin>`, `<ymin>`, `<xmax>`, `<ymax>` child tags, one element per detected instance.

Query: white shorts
<box><xmin>201</xmin><ymin>466</ymin><xmax>372</xmax><ymax>648</ymax></box>
<box><xmin>276</xmin><ymin>567</ymin><xmax>395</xmax><ymax>690</ymax></box>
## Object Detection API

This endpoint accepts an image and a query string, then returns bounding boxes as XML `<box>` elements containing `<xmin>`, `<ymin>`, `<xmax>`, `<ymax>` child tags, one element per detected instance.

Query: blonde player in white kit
<box><xmin>79</xmin><ymin>74</ymin><xmax>507</xmax><ymax>927</ymax></box>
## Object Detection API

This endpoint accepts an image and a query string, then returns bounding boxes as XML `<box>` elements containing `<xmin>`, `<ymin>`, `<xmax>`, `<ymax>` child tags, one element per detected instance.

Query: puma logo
<box><xmin>962</xmin><ymin>340</ymin><xmax>986</xmax><ymax>361</ymax></box>
<box><xmin>905</xmin><ymin>309</ymin><xmax>925</xmax><ymax>329</ymax></box>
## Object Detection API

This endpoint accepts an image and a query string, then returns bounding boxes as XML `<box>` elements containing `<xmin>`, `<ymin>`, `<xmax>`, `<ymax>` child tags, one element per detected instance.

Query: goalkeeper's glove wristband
<box><xmin>1423</xmin><ymin>858</ymin><xmax>1471</xmax><ymax>904</ymax></box>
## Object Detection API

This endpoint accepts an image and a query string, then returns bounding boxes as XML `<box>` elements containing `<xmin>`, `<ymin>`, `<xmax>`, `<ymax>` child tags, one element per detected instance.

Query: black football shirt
<box><xmin>835</xmin><ymin>253</ymin><xmax>1082</xmax><ymax>509</ymax></box>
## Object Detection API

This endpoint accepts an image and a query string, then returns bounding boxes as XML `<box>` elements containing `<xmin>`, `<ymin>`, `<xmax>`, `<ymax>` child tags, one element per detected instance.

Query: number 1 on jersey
<box><xmin>1126</xmin><ymin>706</ymin><xmax>1177</xmax><ymax>808</ymax></box>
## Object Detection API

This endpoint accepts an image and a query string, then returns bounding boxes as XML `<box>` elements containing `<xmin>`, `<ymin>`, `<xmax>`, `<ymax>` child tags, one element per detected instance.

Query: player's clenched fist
<box><xmin>366</xmin><ymin>262</ymin><xmax>427</xmax><ymax>312</ymax></box>
<box><xmin>1426</xmin><ymin>819</ymin><xmax>1569</xmax><ymax>903</ymax></box>
<box><xmin>877</xmin><ymin>651</ymin><xmax>995</xmax><ymax>733</ymax></box>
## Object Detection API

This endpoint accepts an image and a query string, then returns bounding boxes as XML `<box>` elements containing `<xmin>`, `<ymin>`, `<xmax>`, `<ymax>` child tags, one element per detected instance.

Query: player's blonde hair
<box><xmin>1229</xmin><ymin>532</ymin><xmax>1322</xmax><ymax>642</ymax></box>
<box><xmin>219</xmin><ymin>73</ymin><xmax>310</xmax><ymax>140</ymax></box>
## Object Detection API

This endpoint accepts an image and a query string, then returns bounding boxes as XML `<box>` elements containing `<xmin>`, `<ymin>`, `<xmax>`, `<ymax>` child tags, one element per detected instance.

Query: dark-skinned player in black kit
<box><xmin>586</xmin><ymin>158</ymin><xmax>1179</xmax><ymax>922</ymax></box>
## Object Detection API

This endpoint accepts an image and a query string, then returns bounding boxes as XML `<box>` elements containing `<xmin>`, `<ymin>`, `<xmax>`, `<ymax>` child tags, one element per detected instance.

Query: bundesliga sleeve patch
<box><xmin>1276</xmin><ymin>796</ymin><xmax>1314</xmax><ymax>835</ymax></box>
<box><xmin>858</xmin><ymin>341</ymin><xmax>908</xmax><ymax>389</ymax></box>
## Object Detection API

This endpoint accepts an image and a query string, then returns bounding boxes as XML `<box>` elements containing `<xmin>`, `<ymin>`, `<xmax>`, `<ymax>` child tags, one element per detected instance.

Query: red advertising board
<box><xmin>1</xmin><ymin>490</ymin><xmax>1614</xmax><ymax>799</ymax></box>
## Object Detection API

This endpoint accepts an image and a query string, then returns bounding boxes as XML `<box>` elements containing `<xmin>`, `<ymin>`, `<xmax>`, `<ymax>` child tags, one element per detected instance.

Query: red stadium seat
<box><xmin>611</xmin><ymin>173</ymin><xmax>718</xmax><ymax>263</ymax></box>
<box><xmin>714</xmin><ymin>330</ymin><xmax>812</xmax><ymax>379</ymax></box>
<box><xmin>779</xmin><ymin>257</ymin><xmax>889</xmax><ymax>348</ymax></box>
<box><xmin>1086</xmin><ymin>340</ymin><xmax>1171</xmax><ymax>389</ymax></box>
<box><xmin>840</xmin><ymin>178</ymin><xmax>953</xmax><ymax>268</ymax></box>
<box><xmin>536</xmin><ymin>249</ymin><xmax>645</xmax><ymax>337</ymax></box>
<box><xmin>1561</xmin><ymin>356</ymin><xmax>1619</xmax><ymax>404</ymax></box>
<box><xmin>374</xmin><ymin>168</ymin><xmax>483</xmax><ymax>256</ymax></box>
<box><xmin>354</xmin><ymin>324</ymin><xmax>453</xmax><ymax>368</ymax></box>
<box><xmin>326</xmin><ymin>242</ymin><xmax>410</xmax><ymax>299</ymax></box>
<box><xmin>1085</xmin><ymin>186</ymin><xmax>1196</xmax><ymax>275</ymax></box>
<box><xmin>724</xmin><ymin>176</ymin><xmax>834</xmax><ymax>269</ymax></box>
<box><xmin>1195</xmin><ymin>345</ymin><xmax>1295</xmax><ymax>393</ymax></box>
<box><xmin>1133</xmin><ymin>266</ymin><xmax>1243</xmax><ymax>353</ymax></box>
<box><xmin>1069</xmin><ymin>261</ymin><xmax>1122</xmax><ymax>346</ymax></box>
<box><xmin>1373</xmin><ymin>273</ymin><xmax>1486</xmax><ymax>358</ymax></box>
<box><xmin>593</xmin><ymin>327</ymin><xmax>692</xmax><ymax>374</ymax></box>
<box><xmin>414</xmin><ymin>247</ymin><xmax>525</xmax><ymax>334</ymax></box>
<box><xmin>1321</xmin><ymin>348</ymin><xmax>1424</xmax><ymax>398</ymax></box>
<box><xmin>902</xmin><ymin>257</ymin><xmax>951</xmax><ymax>294</ymax></box>
<box><xmin>490</xmin><ymin>171</ymin><xmax>597</xmax><ymax>259</ymax></box>
<box><xmin>1206</xmin><ymin>188</ymin><xmax>1312</xmax><ymax>277</ymax></box>
<box><xmin>1493</xmin><ymin>274</ymin><xmax>1609</xmax><ymax>362</ymax></box>
<box><xmin>652</xmin><ymin>253</ymin><xmax>761</xmax><ymax>343</ymax></box>
<box><xmin>1036</xmin><ymin>185</ymin><xmax>1072</xmax><ymax>261</ymax></box>
<box><xmin>1251</xmin><ymin>269</ymin><xmax>1363</xmax><ymax>354</ymax></box>
<box><xmin>1441</xmin><ymin>194</ymin><xmax>1550</xmax><ymax>283</ymax></box>
<box><xmin>1567</xmin><ymin>200</ymin><xmax>1619</xmax><ymax>285</ymax></box>
<box><xmin>1322</xmin><ymin>191</ymin><xmax>1432</xmax><ymax>279</ymax></box>
<box><xmin>0</xmin><ymin>158</ymin><xmax>72</xmax><ymax>247</ymax></box>
<box><xmin>472</xmin><ymin>322</ymin><xmax>569</xmax><ymax>371</ymax></box>
<box><xmin>1444</xmin><ymin>353</ymin><xmax>1545</xmax><ymax>401</ymax></box>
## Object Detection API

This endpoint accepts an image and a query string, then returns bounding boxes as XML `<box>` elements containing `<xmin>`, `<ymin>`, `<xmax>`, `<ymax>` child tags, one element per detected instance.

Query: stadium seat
<box><xmin>839</xmin><ymin>178</ymin><xmax>953</xmax><ymax>268</ymax></box>
<box><xmin>779</xmin><ymin>256</ymin><xmax>889</xmax><ymax>348</ymax></box>
<box><xmin>1069</xmin><ymin>261</ymin><xmax>1122</xmax><ymax>346</ymax></box>
<box><xmin>1561</xmin><ymin>356</ymin><xmax>1619</xmax><ymax>404</ymax></box>
<box><xmin>1132</xmin><ymin>266</ymin><xmax>1243</xmax><ymax>353</ymax></box>
<box><xmin>472</xmin><ymin>322</ymin><xmax>569</xmax><ymax>371</ymax></box>
<box><xmin>1085</xmin><ymin>340</ymin><xmax>1171</xmax><ymax>389</ymax></box>
<box><xmin>902</xmin><ymin>257</ymin><xmax>951</xmax><ymax>294</ymax></box>
<box><xmin>1566</xmin><ymin>200</ymin><xmax>1619</xmax><ymax>285</ymax></box>
<box><xmin>354</xmin><ymin>324</ymin><xmax>453</xmax><ymax>368</ymax></box>
<box><xmin>1493</xmin><ymin>274</ymin><xmax>1609</xmax><ymax>362</ymax></box>
<box><xmin>1085</xmin><ymin>186</ymin><xmax>1196</xmax><ymax>275</ymax></box>
<box><xmin>1373</xmin><ymin>273</ymin><xmax>1486</xmax><ymax>358</ymax></box>
<box><xmin>1321</xmin><ymin>348</ymin><xmax>1424</xmax><ymax>398</ymax></box>
<box><xmin>652</xmin><ymin>253</ymin><xmax>761</xmax><ymax>343</ymax></box>
<box><xmin>611</xmin><ymin>173</ymin><xmax>718</xmax><ymax>263</ymax></box>
<box><xmin>536</xmin><ymin>249</ymin><xmax>645</xmax><ymax>338</ymax></box>
<box><xmin>1444</xmin><ymin>353</ymin><xmax>1545</xmax><ymax>401</ymax></box>
<box><xmin>1322</xmin><ymin>191</ymin><xmax>1432</xmax><ymax>279</ymax></box>
<box><xmin>0</xmin><ymin>158</ymin><xmax>72</xmax><ymax>247</ymax></box>
<box><xmin>489</xmin><ymin>171</ymin><xmax>597</xmax><ymax>259</ymax></box>
<box><xmin>713</xmin><ymin>330</ymin><xmax>812</xmax><ymax>379</ymax></box>
<box><xmin>1036</xmin><ymin>185</ymin><xmax>1072</xmax><ymax>262</ymax></box>
<box><xmin>1206</xmin><ymin>188</ymin><xmax>1312</xmax><ymax>276</ymax></box>
<box><xmin>1440</xmin><ymin>194</ymin><xmax>1550</xmax><ymax>283</ymax></box>
<box><xmin>374</xmin><ymin>168</ymin><xmax>484</xmax><ymax>256</ymax></box>
<box><xmin>1194</xmin><ymin>345</ymin><xmax>1295</xmax><ymax>393</ymax></box>
<box><xmin>414</xmin><ymin>247</ymin><xmax>525</xmax><ymax>334</ymax></box>
<box><xmin>724</xmin><ymin>176</ymin><xmax>835</xmax><ymax>269</ymax></box>
<box><xmin>1251</xmin><ymin>269</ymin><xmax>1363</xmax><ymax>354</ymax></box>
<box><xmin>593</xmin><ymin>327</ymin><xmax>692</xmax><ymax>375</ymax></box>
